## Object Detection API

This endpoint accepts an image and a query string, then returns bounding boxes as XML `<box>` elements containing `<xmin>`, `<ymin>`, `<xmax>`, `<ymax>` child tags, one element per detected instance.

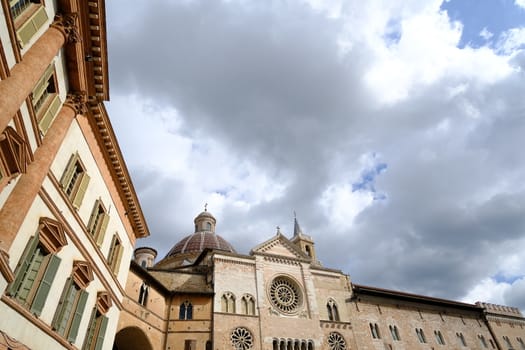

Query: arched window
<box><xmin>241</xmin><ymin>294</ymin><xmax>255</xmax><ymax>315</ymax></box>
<box><xmin>390</xmin><ymin>325</ymin><xmax>400</xmax><ymax>341</ymax></box>
<box><xmin>221</xmin><ymin>292</ymin><xmax>235</xmax><ymax>313</ymax></box>
<box><xmin>179</xmin><ymin>300</ymin><xmax>193</xmax><ymax>320</ymax></box>
<box><xmin>327</xmin><ymin>299</ymin><xmax>340</xmax><ymax>321</ymax></box>
<box><xmin>456</xmin><ymin>332</ymin><xmax>467</xmax><ymax>346</ymax></box>
<box><xmin>416</xmin><ymin>328</ymin><xmax>426</xmax><ymax>343</ymax></box>
<box><xmin>370</xmin><ymin>323</ymin><xmax>381</xmax><ymax>339</ymax></box>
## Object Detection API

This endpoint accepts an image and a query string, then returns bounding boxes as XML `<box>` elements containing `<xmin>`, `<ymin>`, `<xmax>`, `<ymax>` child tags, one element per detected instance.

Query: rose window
<box><xmin>328</xmin><ymin>332</ymin><xmax>346</xmax><ymax>350</ymax></box>
<box><xmin>231</xmin><ymin>327</ymin><xmax>253</xmax><ymax>350</ymax></box>
<box><xmin>269</xmin><ymin>276</ymin><xmax>302</xmax><ymax>313</ymax></box>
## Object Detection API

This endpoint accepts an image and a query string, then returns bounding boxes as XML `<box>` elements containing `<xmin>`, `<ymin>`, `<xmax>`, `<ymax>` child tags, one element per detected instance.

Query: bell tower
<box><xmin>290</xmin><ymin>215</ymin><xmax>318</xmax><ymax>264</ymax></box>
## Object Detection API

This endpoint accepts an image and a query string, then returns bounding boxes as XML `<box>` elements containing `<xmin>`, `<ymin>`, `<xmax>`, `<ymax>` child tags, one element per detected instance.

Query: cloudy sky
<box><xmin>104</xmin><ymin>0</ymin><xmax>525</xmax><ymax>311</ymax></box>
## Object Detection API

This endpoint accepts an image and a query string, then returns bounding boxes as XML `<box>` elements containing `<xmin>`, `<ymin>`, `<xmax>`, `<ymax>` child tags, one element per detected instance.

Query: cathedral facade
<box><xmin>118</xmin><ymin>211</ymin><xmax>525</xmax><ymax>350</ymax></box>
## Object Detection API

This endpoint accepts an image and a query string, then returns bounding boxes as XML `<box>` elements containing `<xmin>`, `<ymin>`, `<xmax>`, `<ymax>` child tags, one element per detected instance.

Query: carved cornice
<box><xmin>51</xmin><ymin>13</ymin><xmax>80</xmax><ymax>43</ymax></box>
<box><xmin>64</xmin><ymin>91</ymin><xmax>88</xmax><ymax>115</ymax></box>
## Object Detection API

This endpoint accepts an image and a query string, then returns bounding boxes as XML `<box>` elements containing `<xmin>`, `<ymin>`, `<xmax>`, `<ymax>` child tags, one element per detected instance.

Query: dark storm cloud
<box><xmin>106</xmin><ymin>0</ymin><xmax>525</xmax><ymax>310</ymax></box>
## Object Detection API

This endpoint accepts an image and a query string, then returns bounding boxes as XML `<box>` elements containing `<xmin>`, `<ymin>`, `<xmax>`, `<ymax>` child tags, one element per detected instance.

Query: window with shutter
<box><xmin>5</xmin><ymin>219</ymin><xmax>65</xmax><ymax>315</ymax></box>
<box><xmin>14</xmin><ymin>3</ymin><xmax>48</xmax><ymax>48</ymax></box>
<box><xmin>87</xmin><ymin>200</ymin><xmax>110</xmax><ymax>247</ymax></box>
<box><xmin>107</xmin><ymin>234</ymin><xmax>123</xmax><ymax>275</ymax></box>
<box><xmin>52</xmin><ymin>277</ymin><xmax>90</xmax><ymax>343</ymax></box>
<box><xmin>0</xmin><ymin>126</ymin><xmax>29</xmax><ymax>188</ymax></box>
<box><xmin>82</xmin><ymin>308</ymin><xmax>109</xmax><ymax>350</ymax></box>
<box><xmin>60</xmin><ymin>153</ymin><xmax>90</xmax><ymax>209</ymax></box>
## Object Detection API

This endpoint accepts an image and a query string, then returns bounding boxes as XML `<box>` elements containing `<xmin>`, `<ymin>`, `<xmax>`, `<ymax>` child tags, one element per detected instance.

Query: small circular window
<box><xmin>328</xmin><ymin>332</ymin><xmax>346</xmax><ymax>350</ymax></box>
<box><xmin>269</xmin><ymin>276</ymin><xmax>302</xmax><ymax>314</ymax></box>
<box><xmin>231</xmin><ymin>327</ymin><xmax>253</xmax><ymax>350</ymax></box>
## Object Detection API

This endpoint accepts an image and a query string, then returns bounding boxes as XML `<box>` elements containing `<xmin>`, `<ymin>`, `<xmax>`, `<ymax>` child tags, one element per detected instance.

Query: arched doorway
<box><xmin>113</xmin><ymin>326</ymin><xmax>153</xmax><ymax>350</ymax></box>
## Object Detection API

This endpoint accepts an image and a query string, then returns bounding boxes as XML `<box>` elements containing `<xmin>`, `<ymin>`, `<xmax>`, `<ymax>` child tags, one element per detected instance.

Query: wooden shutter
<box><xmin>52</xmin><ymin>277</ymin><xmax>73</xmax><ymax>331</ymax></box>
<box><xmin>72</xmin><ymin>173</ymin><xmax>90</xmax><ymax>208</ymax></box>
<box><xmin>6</xmin><ymin>234</ymin><xmax>39</xmax><ymax>296</ymax></box>
<box><xmin>82</xmin><ymin>308</ymin><xmax>97</xmax><ymax>350</ymax></box>
<box><xmin>39</xmin><ymin>94</ymin><xmax>61</xmax><ymax>134</ymax></box>
<box><xmin>68</xmin><ymin>289</ymin><xmax>88</xmax><ymax>343</ymax></box>
<box><xmin>94</xmin><ymin>315</ymin><xmax>109</xmax><ymax>350</ymax></box>
<box><xmin>16</xmin><ymin>6</ymin><xmax>48</xmax><ymax>47</ymax></box>
<box><xmin>96</xmin><ymin>213</ymin><xmax>110</xmax><ymax>246</ymax></box>
<box><xmin>30</xmin><ymin>254</ymin><xmax>61</xmax><ymax>316</ymax></box>
<box><xmin>60</xmin><ymin>154</ymin><xmax>77</xmax><ymax>188</ymax></box>
<box><xmin>86</xmin><ymin>200</ymin><xmax>100</xmax><ymax>234</ymax></box>
<box><xmin>112</xmin><ymin>243</ymin><xmax>123</xmax><ymax>275</ymax></box>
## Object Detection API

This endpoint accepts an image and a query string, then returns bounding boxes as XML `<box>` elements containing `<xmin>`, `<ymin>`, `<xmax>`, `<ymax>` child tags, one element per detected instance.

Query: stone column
<box><xmin>0</xmin><ymin>92</ymin><xmax>86</xmax><ymax>256</ymax></box>
<box><xmin>0</xmin><ymin>13</ymin><xmax>79</xmax><ymax>133</ymax></box>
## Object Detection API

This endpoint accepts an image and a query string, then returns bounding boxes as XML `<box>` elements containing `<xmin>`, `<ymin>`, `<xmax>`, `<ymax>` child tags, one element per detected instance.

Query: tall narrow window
<box><xmin>31</xmin><ymin>64</ymin><xmax>62</xmax><ymax>135</ymax></box>
<box><xmin>6</xmin><ymin>217</ymin><xmax>66</xmax><ymax>316</ymax></box>
<box><xmin>416</xmin><ymin>328</ymin><xmax>426</xmax><ymax>343</ymax></box>
<box><xmin>478</xmin><ymin>335</ymin><xmax>488</xmax><ymax>348</ymax></box>
<box><xmin>221</xmin><ymin>292</ymin><xmax>235</xmax><ymax>313</ymax></box>
<box><xmin>184</xmin><ymin>339</ymin><xmax>196</xmax><ymax>350</ymax></box>
<box><xmin>179</xmin><ymin>300</ymin><xmax>193</xmax><ymax>320</ymax></box>
<box><xmin>86</xmin><ymin>200</ymin><xmax>109</xmax><ymax>246</ymax></box>
<box><xmin>370</xmin><ymin>323</ymin><xmax>381</xmax><ymax>339</ymax></box>
<box><xmin>435</xmin><ymin>330</ymin><xmax>446</xmax><ymax>345</ymax></box>
<box><xmin>241</xmin><ymin>294</ymin><xmax>255</xmax><ymax>315</ymax></box>
<box><xmin>52</xmin><ymin>261</ymin><xmax>93</xmax><ymax>343</ymax></box>
<box><xmin>82</xmin><ymin>308</ymin><xmax>109</xmax><ymax>350</ymax></box>
<box><xmin>503</xmin><ymin>336</ymin><xmax>513</xmax><ymax>350</ymax></box>
<box><xmin>60</xmin><ymin>153</ymin><xmax>90</xmax><ymax>209</ymax></box>
<box><xmin>390</xmin><ymin>325</ymin><xmax>401</xmax><ymax>341</ymax></box>
<box><xmin>107</xmin><ymin>234</ymin><xmax>123</xmax><ymax>275</ymax></box>
<box><xmin>457</xmin><ymin>332</ymin><xmax>467</xmax><ymax>346</ymax></box>
<box><xmin>138</xmin><ymin>282</ymin><xmax>148</xmax><ymax>306</ymax></box>
<box><xmin>327</xmin><ymin>299</ymin><xmax>340</xmax><ymax>321</ymax></box>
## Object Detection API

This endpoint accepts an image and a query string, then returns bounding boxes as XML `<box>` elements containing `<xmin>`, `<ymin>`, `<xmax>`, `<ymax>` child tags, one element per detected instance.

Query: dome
<box><xmin>164</xmin><ymin>209</ymin><xmax>236</xmax><ymax>259</ymax></box>
<box><xmin>165</xmin><ymin>231</ymin><xmax>236</xmax><ymax>257</ymax></box>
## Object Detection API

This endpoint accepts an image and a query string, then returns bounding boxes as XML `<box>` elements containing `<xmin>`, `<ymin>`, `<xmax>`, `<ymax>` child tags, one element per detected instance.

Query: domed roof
<box><xmin>166</xmin><ymin>231</ymin><xmax>236</xmax><ymax>256</ymax></box>
<box><xmin>164</xmin><ymin>209</ymin><xmax>236</xmax><ymax>259</ymax></box>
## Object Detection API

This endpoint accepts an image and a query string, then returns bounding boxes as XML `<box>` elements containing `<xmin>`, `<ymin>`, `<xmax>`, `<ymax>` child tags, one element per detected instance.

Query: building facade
<box><xmin>0</xmin><ymin>0</ymin><xmax>149</xmax><ymax>349</ymax></box>
<box><xmin>119</xmin><ymin>211</ymin><xmax>525</xmax><ymax>350</ymax></box>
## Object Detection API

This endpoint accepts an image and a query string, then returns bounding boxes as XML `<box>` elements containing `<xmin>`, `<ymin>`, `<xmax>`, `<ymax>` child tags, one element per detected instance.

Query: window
<box><xmin>457</xmin><ymin>332</ymin><xmax>467</xmax><ymax>346</ymax></box>
<box><xmin>11</xmin><ymin>0</ymin><xmax>48</xmax><ymax>48</ymax></box>
<box><xmin>179</xmin><ymin>300</ymin><xmax>193</xmax><ymax>320</ymax></box>
<box><xmin>31</xmin><ymin>64</ymin><xmax>62</xmax><ymax>135</ymax></box>
<box><xmin>416</xmin><ymin>328</ymin><xmax>426</xmax><ymax>343</ymax></box>
<box><xmin>434</xmin><ymin>330</ymin><xmax>446</xmax><ymax>345</ymax></box>
<box><xmin>107</xmin><ymin>234</ymin><xmax>124</xmax><ymax>275</ymax></box>
<box><xmin>490</xmin><ymin>339</ymin><xmax>496</xmax><ymax>348</ymax></box>
<box><xmin>52</xmin><ymin>261</ymin><xmax>94</xmax><ymax>343</ymax></box>
<box><xmin>0</xmin><ymin>126</ymin><xmax>29</xmax><ymax>184</ymax></box>
<box><xmin>241</xmin><ymin>294</ymin><xmax>255</xmax><ymax>315</ymax></box>
<box><xmin>327</xmin><ymin>332</ymin><xmax>346</xmax><ymax>350</ymax></box>
<box><xmin>86</xmin><ymin>200</ymin><xmax>109</xmax><ymax>246</ymax></box>
<box><xmin>231</xmin><ymin>327</ymin><xmax>253</xmax><ymax>350</ymax></box>
<box><xmin>517</xmin><ymin>337</ymin><xmax>525</xmax><ymax>350</ymax></box>
<box><xmin>138</xmin><ymin>282</ymin><xmax>148</xmax><ymax>306</ymax></box>
<box><xmin>370</xmin><ymin>323</ymin><xmax>381</xmax><ymax>339</ymax></box>
<box><xmin>221</xmin><ymin>292</ymin><xmax>235</xmax><ymax>313</ymax></box>
<box><xmin>327</xmin><ymin>298</ymin><xmax>340</xmax><ymax>321</ymax></box>
<box><xmin>389</xmin><ymin>325</ymin><xmax>401</xmax><ymax>341</ymax></box>
<box><xmin>6</xmin><ymin>217</ymin><xmax>66</xmax><ymax>315</ymax></box>
<box><xmin>184</xmin><ymin>339</ymin><xmax>196</xmax><ymax>350</ymax></box>
<box><xmin>60</xmin><ymin>153</ymin><xmax>90</xmax><ymax>209</ymax></box>
<box><xmin>503</xmin><ymin>336</ymin><xmax>513</xmax><ymax>350</ymax></box>
<box><xmin>82</xmin><ymin>308</ymin><xmax>109</xmax><ymax>350</ymax></box>
<box><xmin>479</xmin><ymin>335</ymin><xmax>488</xmax><ymax>348</ymax></box>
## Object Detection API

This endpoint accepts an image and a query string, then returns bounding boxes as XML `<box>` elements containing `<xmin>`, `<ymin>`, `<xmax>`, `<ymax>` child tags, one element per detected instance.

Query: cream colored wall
<box><xmin>486</xmin><ymin>317</ymin><xmax>525</xmax><ymax>349</ymax></box>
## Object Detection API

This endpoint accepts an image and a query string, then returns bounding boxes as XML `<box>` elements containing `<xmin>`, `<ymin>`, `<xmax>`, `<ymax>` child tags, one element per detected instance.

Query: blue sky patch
<box><xmin>441</xmin><ymin>0</ymin><xmax>525</xmax><ymax>49</ymax></box>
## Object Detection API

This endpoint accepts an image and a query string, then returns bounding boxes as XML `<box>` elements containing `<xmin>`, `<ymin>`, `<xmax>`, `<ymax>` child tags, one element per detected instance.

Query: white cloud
<box><xmin>480</xmin><ymin>27</ymin><xmax>493</xmax><ymax>40</ymax></box>
<box><xmin>515</xmin><ymin>0</ymin><xmax>525</xmax><ymax>10</ymax></box>
<box><xmin>496</xmin><ymin>27</ymin><xmax>525</xmax><ymax>55</ymax></box>
<box><xmin>461</xmin><ymin>278</ymin><xmax>510</xmax><ymax>304</ymax></box>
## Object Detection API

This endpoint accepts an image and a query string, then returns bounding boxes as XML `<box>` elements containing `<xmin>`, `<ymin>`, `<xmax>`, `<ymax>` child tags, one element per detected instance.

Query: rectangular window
<box><xmin>12</xmin><ymin>1</ymin><xmax>48</xmax><ymax>48</ymax></box>
<box><xmin>52</xmin><ymin>277</ymin><xmax>89</xmax><ymax>343</ymax></box>
<box><xmin>31</xmin><ymin>64</ymin><xmax>62</xmax><ymax>135</ymax></box>
<box><xmin>87</xmin><ymin>200</ymin><xmax>110</xmax><ymax>246</ymax></box>
<box><xmin>82</xmin><ymin>308</ymin><xmax>109</xmax><ymax>350</ymax></box>
<box><xmin>107</xmin><ymin>234</ymin><xmax>123</xmax><ymax>275</ymax></box>
<box><xmin>60</xmin><ymin>153</ymin><xmax>90</xmax><ymax>209</ymax></box>
<box><xmin>184</xmin><ymin>340</ymin><xmax>196</xmax><ymax>350</ymax></box>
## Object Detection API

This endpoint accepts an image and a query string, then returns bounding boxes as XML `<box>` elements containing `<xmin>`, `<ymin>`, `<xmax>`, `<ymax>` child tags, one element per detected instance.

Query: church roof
<box><xmin>164</xmin><ymin>209</ymin><xmax>236</xmax><ymax>259</ymax></box>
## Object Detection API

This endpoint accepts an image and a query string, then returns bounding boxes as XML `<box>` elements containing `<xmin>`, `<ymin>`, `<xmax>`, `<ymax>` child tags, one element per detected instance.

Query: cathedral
<box><xmin>0</xmin><ymin>1</ymin><xmax>524</xmax><ymax>350</ymax></box>
<box><xmin>116</xmin><ymin>209</ymin><xmax>525</xmax><ymax>350</ymax></box>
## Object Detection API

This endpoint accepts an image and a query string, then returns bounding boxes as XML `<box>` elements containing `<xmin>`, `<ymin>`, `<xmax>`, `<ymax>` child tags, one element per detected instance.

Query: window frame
<box><xmin>60</xmin><ymin>153</ymin><xmax>90</xmax><ymax>209</ymax></box>
<box><xmin>107</xmin><ymin>233</ymin><xmax>124</xmax><ymax>275</ymax></box>
<box><xmin>82</xmin><ymin>307</ymin><xmax>109</xmax><ymax>350</ymax></box>
<box><xmin>86</xmin><ymin>199</ymin><xmax>110</xmax><ymax>246</ymax></box>
<box><xmin>179</xmin><ymin>300</ymin><xmax>193</xmax><ymax>320</ymax></box>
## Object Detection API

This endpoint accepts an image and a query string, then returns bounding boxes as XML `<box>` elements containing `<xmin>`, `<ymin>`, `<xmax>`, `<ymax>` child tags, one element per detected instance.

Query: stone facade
<box><xmin>119</xmin><ymin>212</ymin><xmax>525</xmax><ymax>350</ymax></box>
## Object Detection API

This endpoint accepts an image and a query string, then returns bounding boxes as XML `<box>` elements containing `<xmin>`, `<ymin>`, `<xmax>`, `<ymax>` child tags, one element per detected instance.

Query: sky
<box><xmin>104</xmin><ymin>0</ymin><xmax>525</xmax><ymax>311</ymax></box>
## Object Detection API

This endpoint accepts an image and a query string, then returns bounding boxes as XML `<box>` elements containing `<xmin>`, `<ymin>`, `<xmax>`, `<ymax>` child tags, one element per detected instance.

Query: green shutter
<box><xmin>6</xmin><ymin>234</ymin><xmax>39</xmax><ymax>296</ymax></box>
<box><xmin>52</xmin><ymin>277</ymin><xmax>73</xmax><ymax>331</ymax></box>
<box><xmin>16</xmin><ymin>6</ymin><xmax>48</xmax><ymax>47</ymax></box>
<box><xmin>113</xmin><ymin>244</ymin><xmax>124</xmax><ymax>275</ymax></box>
<box><xmin>82</xmin><ymin>308</ymin><xmax>97</xmax><ymax>350</ymax></box>
<box><xmin>94</xmin><ymin>315</ymin><xmax>109</xmax><ymax>350</ymax></box>
<box><xmin>96</xmin><ymin>213</ymin><xmax>110</xmax><ymax>246</ymax></box>
<box><xmin>87</xmin><ymin>200</ymin><xmax>101</xmax><ymax>234</ymax></box>
<box><xmin>31</xmin><ymin>254</ymin><xmax>61</xmax><ymax>316</ymax></box>
<box><xmin>39</xmin><ymin>94</ymin><xmax>62</xmax><ymax>134</ymax></box>
<box><xmin>72</xmin><ymin>173</ymin><xmax>90</xmax><ymax>209</ymax></box>
<box><xmin>60</xmin><ymin>154</ymin><xmax>77</xmax><ymax>189</ymax></box>
<box><xmin>107</xmin><ymin>235</ymin><xmax>117</xmax><ymax>264</ymax></box>
<box><xmin>68</xmin><ymin>289</ymin><xmax>88</xmax><ymax>343</ymax></box>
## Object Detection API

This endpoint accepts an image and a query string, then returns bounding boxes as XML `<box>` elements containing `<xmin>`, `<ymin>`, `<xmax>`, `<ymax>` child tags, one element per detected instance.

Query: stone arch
<box><xmin>113</xmin><ymin>326</ymin><xmax>153</xmax><ymax>350</ymax></box>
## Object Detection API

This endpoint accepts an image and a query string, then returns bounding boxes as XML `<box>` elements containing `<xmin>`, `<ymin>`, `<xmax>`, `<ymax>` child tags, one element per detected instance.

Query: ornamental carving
<box><xmin>52</xmin><ymin>13</ymin><xmax>80</xmax><ymax>43</ymax></box>
<box><xmin>268</xmin><ymin>276</ymin><xmax>303</xmax><ymax>314</ymax></box>
<box><xmin>64</xmin><ymin>91</ymin><xmax>88</xmax><ymax>115</ymax></box>
<box><xmin>327</xmin><ymin>332</ymin><xmax>347</xmax><ymax>350</ymax></box>
<box><xmin>230</xmin><ymin>327</ymin><xmax>253</xmax><ymax>350</ymax></box>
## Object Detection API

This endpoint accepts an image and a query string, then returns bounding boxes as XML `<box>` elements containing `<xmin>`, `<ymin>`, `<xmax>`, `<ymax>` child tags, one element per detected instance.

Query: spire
<box><xmin>293</xmin><ymin>211</ymin><xmax>303</xmax><ymax>237</ymax></box>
